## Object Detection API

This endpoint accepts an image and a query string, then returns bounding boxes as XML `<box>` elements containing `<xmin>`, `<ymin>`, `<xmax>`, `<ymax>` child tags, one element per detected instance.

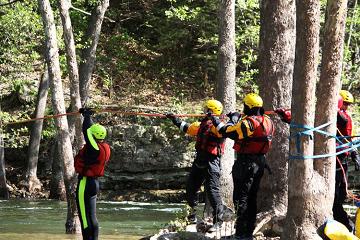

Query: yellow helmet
<box><xmin>243</xmin><ymin>93</ymin><xmax>263</xmax><ymax>109</ymax></box>
<box><xmin>339</xmin><ymin>90</ymin><xmax>354</xmax><ymax>104</ymax></box>
<box><xmin>89</xmin><ymin>124</ymin><xmax>107</xmax><ymax>140</ymax></box>
<box><xmin>204</xmin><ymin>99</ymin><xmax>223</xmax><ymax>115</ymax></box>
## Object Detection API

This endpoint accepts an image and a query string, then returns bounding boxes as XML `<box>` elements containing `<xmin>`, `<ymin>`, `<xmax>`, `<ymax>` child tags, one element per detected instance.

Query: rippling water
<box><xmin>0</xmin><ymin>200</ymin><xmax>181</xmax><ymax>240</ymax></box>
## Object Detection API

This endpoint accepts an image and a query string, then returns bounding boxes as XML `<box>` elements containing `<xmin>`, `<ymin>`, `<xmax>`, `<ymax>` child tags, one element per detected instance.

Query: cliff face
<box><xmin>100</xmin><ymin>123</ymin><xmax>195</xmax><ymax>192</ymax></box>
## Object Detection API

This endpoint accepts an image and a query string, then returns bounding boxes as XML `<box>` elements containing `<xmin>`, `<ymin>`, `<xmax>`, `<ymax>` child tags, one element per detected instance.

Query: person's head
<box><xmin>243</xmin><ymin>93</ymin><xmax>264</xmax><ymax>116</ymax></box>
<box><xmin>204</xmin><ymin>99</ymin><xmax>223</xmax><ymax>115</ymax></box>
<box><xmin>88</xmin><ymin>124</ymin><xmax>107</xmax><ymax>141</ymax></box>
<box><xmin>339</xmin><ymin>90</ymin><xmax>354</xmax><ymax>110</ymax></box>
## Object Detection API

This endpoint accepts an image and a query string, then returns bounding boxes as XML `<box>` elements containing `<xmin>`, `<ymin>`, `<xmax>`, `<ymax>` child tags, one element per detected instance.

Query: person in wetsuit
<box><xmin>166</xmin><ymin>99</ymin><xmax>229</xmax><ymax>232</ymax></box>
<box><xmin>75</xmin><ymin>108</ymin><xmax>111</xmax><ymax>240</ymax></box>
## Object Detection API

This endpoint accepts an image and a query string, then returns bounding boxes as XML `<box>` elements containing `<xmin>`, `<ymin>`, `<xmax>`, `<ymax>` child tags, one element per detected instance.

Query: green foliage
<box><xmin>0</xmin><ymin>1</ymin><xmax>42</xmax><ymax>77</ymax></box>
<box><xmin>342</xmin><ymin>2</ymin><xmax>360</xmax><ymax>89</ymax></box>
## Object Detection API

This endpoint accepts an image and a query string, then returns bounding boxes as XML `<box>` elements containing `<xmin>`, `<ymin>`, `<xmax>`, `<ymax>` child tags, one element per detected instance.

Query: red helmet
<box><xmin>338</xmin><ymin>96</ymin><xmax>343</xmax><ymax>109</ymax></box>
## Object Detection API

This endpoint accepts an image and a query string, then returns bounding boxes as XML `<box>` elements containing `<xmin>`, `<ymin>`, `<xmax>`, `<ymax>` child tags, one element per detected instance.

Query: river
<box><xmin>0</xmin><ymin>199</ymin><xmax>181</xmax><ymax>240</ymax></box>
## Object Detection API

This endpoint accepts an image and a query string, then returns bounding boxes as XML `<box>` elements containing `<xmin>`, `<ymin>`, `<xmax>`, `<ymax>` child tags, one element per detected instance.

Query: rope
<box><xmin>289</xmin><ymin>121</ymin><xmax>359</xmax><ymax>160</ymax></box>
<box><xmin>3</xmin><ymin>108</ymin><xmax>277</xmax><ymax>125</ymax></box>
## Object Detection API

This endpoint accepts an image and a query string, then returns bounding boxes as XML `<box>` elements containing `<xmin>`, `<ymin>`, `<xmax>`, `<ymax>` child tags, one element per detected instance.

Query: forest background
<box><xmin>0</xmin><ymin>0</ymin><xmax>360</xmax><ymax>199</ymax></box>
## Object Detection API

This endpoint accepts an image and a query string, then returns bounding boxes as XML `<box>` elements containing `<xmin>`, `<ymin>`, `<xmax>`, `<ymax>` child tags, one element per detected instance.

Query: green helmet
<box><xmin>89</xmin><ymin>124</ymin><xmax>107</xmax><ymax>140</ymax></box>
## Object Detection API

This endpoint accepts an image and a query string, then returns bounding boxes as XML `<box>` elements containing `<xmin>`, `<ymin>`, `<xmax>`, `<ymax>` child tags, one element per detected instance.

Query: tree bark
<box><xmin>24</xmin><ymin>66</ymin><xmax>49</xmax><ymax>193</ymax></box>
<box><xmin>49</xmin><ymin>138</ymin><xmax>66</xmax><ymax>201</ymax></box>
<box><xmin>79</xmin><ymin>0</ymin><xmax>109</xmax><ymax>105</ymax></box>
<box><xmin>258</xmin><ymin>0</ymin><xmax>295</xmax><ymax>215</ymax></box>
<box><xmin>0</xmin><ymin>104</ymin><xmax>9</xmax><ymax>199</ymax></box>
<box><xmin>282</xmin><ymin>0</ymin><xmax>322</xmax><ymax>239</ymax></box>
<box><xmin>58</xmin><ymin>0</ymin><xmax>83</xmax><ymax>152</ymax></box>
<box><xmin>37</xmin><ymin>0</ymin><xmax>80</xmax><ymax>233</ymax></box>
<box><xmin>313</xmin><ymin>0</ymin><xmax>348</xmax><ymax>222</ymax></box>
<box><xmin>217</xmin><ymin>0</ymin><xmax>236</xmax><ymax>207</ymax></box>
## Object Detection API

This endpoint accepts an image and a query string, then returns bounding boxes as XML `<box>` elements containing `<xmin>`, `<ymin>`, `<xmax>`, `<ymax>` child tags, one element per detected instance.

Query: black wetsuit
<box><xmin>76</xmin><ymin>113</ymin><xmax>100</xmax><ymax>240</ymax></box>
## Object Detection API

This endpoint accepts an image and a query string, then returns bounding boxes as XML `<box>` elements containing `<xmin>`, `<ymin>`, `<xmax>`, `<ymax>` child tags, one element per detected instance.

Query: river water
<box><xmin>0</xmin><ymin>199</ymin><xmax>181</xmax><ymax>240</ymax></box>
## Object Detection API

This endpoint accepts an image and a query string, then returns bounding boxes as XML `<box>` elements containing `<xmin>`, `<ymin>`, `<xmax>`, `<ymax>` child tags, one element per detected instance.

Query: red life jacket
<box><xmin>233</xmin><ymin>115</ymin><xmax>274</xmax><ymax>154</ymax></box>
<box><xmin>195</xmin><ymin>119</ymin><xmax>225</xmax><ymax>156</ymax></box>
<box><xmin>336</xmin><ymin>110</ymin><xmax>353</xmax><ymax>155</ymax></box>
<box><xmin>74</xmin><ymin>142</ymin><xmax>111</xmax><ymax>177</ymax></box>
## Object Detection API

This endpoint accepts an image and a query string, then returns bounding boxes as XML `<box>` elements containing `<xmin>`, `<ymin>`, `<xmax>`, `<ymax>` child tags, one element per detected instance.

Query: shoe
<box><xmin>208</xmin><ymin>221</ymin><xmax>223</xmax><ymax>232</ymax></box>
<box><xmin>187</xmin><ymin>213</ymin><xmax>197</xmax><ymax>224</ymax></box>
<box><xmin>219</xmin><ymin>205</ymin><xmax>234</xmax><ymax>222</ymax></box>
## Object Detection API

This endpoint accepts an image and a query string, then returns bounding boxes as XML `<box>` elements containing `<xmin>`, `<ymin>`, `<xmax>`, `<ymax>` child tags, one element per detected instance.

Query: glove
<box><xmin>165</xmin><ymin>112</ymin><xmax>176</xmax><ymax>120</ymax></box>
<box><xmin>165</xmin><ymin>112</ymin><xmax>180</xmax><ymax>125</ymax></box>
<box><xmin>79</xmin><ymin>107</ymin><xmax>94</xmax><ymax>116</ymax></box>
<box><xmin>226</xmin><ymin>112</ymin><xmax>241</xmax><ymax>123</ymax></box>
<box><xmin>275</xmin><ymin>108</ymin><xmax>291</xmax><ymax>124</ymax></box>
<box><xmin>351</xmin><ymin>151</ymin><xmax>360</xmax><ymax>171</ymax></box>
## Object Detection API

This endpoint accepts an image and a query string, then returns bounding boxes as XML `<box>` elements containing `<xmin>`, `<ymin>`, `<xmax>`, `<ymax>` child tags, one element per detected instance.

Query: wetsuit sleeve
<box><xmin>211</xmin><ymin>117</ymin><xmax>254</xmax><ymax>140</ymax></box>
<box><xmin>170</xmin><ymin>116</ymin><xmax>191</xmax><ymax>134</ymax></box>
<box><xmin>82</xmin><ymin>113</ymin><xmax>100</xmax><ymax>165</ymax></box>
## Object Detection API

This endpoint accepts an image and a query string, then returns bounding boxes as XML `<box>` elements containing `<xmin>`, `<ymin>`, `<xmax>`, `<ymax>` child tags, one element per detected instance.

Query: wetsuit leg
<box><xmin>76</xmin><ymin>176</ymin><xmax>99</xmax><ymax>240</ymax></box>
<box><xmin>246</xmin><ymin>156</ymin><xmax>265</xmax><ymax>235</ymax></box>
<box><xmin>204</xmin><ymin>156</ymin><xmax>224</xmax><ymax>223</ymax></box>
<box><xmin>333</xmin><ymin>160</ymin><xmax>352</xmax><ymax>231</ymax></box>
<box><xmin>233</xmin><ymin>155</ymin><xmax>264</xmax><ymax>238</ymax></box>
<box><xmin>186</xmin><ymin>161</ymin><xmax>205</xmax><ymax>209</ymax></box>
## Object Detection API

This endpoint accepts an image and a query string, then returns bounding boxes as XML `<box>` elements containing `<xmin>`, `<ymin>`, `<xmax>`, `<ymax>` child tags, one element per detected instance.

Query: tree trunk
<box><xmin>79</xmin><ymin>0</ymin><xmax>109</xmax><ymax>105</ymax></box>
<box><xmin>37</xmin><ymin>0</ymin><xmax>80</xmax><ymax>233</ymax></box>
<box><xmin>282</xmin><ymin>0</ymin><xmax>322</xmax><ymax>239</ymax></box>
<box><xmin>58</xmin><ymin>0</ymin><xmax>83</xmax><ymax>152</ymax></box>
<box><xmin>217</xmin><ymin>0</ymin><xmax>236</xmax><ymax>207</ymax></box>
<box><xmin>24</xmin><ymin>66</ymin><xmax>49</xmax><ymax>193</ymax></box>
<box><xmin>0</xmin><ymin>104</ymin><xmax>9</xmax><ymax>199</ymax></box>
<box><xmin>258</xmin><ymin>0</ymin><xmax>295</xmax><ymax>215</ymax></box>
<box><xmin>49</xmin><ymin>138</ymin><xmax>66</xmax><ymax>200</ymax></box>
<box><xmin>313</xmin><ymin>0</ymin><xmax>348</xmax><ymax>222</ymax></box>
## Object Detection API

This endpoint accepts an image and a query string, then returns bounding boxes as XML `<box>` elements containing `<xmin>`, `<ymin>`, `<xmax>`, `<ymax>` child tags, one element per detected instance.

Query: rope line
<box><xmin>289</xmin><ymin>121</ymin><xmax>359</xmax><ymax>160</ymax></box>
<box><xmin>3</xmin><ymin>108</ymin><xmax>277</xmax><ymax>125</ymax></box>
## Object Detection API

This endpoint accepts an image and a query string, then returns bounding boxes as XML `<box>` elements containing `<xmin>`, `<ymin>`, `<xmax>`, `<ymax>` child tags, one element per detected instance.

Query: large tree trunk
<box><xmin>313</xmin><ymin>0</ymin><xmax>348</xmax><ymax>222</ymax></box>
<box><xmin>79</xmin><ymin>0</ymin><xmax>109</xmax><ymax>105</ymax></box>
<box><xmin>37</xmin><ymin>0</ymin><xmax>80</xmax><ymax>233</ymax></box>
<box><xmin>58</xmin><ymin>0</ymin><xmax>83</xmax><ymax>152</ymax></box>
<box><xmin>258</xmin><ymin>0</ymin><xmax>295</xmax><ymax>215</ymax></box>
<box><xmin>282</xmin><ymin>0</ymin><xmax>322</xmax><ymax>239</ymax></box>
<box><xmin>217</xmin><ymin>0</ymin><xmax>236</xmax><ymax>207</ymax></box>
<box><xmin>24</xmin><ymin>66</ymin><xmax>49</xmax><ymax>193</ymax></box>
<box><xmin>0</xmin><ymin>104</ymin><xmax>9</xmax><ymax>199</ymax></box>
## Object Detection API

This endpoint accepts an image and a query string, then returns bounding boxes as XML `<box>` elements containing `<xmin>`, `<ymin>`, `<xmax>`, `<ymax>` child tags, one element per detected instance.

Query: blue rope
<box><xmin>288</xmin><ymin>121</ymin><xmax>359</xmax><ymax>160</ymax></box>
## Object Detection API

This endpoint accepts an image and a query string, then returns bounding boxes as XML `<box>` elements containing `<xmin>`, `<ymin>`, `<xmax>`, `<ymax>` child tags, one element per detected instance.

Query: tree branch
<box><xmin>70</xmin><ymin>5</ymin><xmax>115</xmax><ymax>23</ymax></box>
<box><xmin>0</xmin><ymin>0</ymin><xmax>22</xmax><ymax>7</ymax></box>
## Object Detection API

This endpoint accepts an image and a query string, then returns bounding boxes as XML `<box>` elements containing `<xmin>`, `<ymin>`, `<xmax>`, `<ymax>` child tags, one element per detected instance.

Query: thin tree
<box><xmin>24</xmin><ymin>66</ymin><xmax>49</xmax><ymax>193</ymax></box>
<box><xmin>58</xmin><ymin>0</ymin><xmax>83</xmax><ymax>152</ymax></box>
<box><xmin>258</xmin><ymin>0</ymin><xmax>295</xmax><ymax>216</ymax></box>
<box><xmin>79</xmin><ymin>0</ymin><xmax>109</xmax><ymax>105</ymax></box>
<box><xmin>313</xmin><ymin>0</ymin><xmax>348</xmax><ymax>223</ymax></box>
<box><xmin>37</xmin><ymin>0</ymin><xmax>79</xmax><ymax>233</ymax></box>
<box><xmin>0</xmin><ymin>103</ymin><xmax>9</xmax><ymax>199</ymax></box>
<box><xmin>217</xmin><ymin>0</ymin><xmax>236</xmax><ymax>207</ymax></box>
